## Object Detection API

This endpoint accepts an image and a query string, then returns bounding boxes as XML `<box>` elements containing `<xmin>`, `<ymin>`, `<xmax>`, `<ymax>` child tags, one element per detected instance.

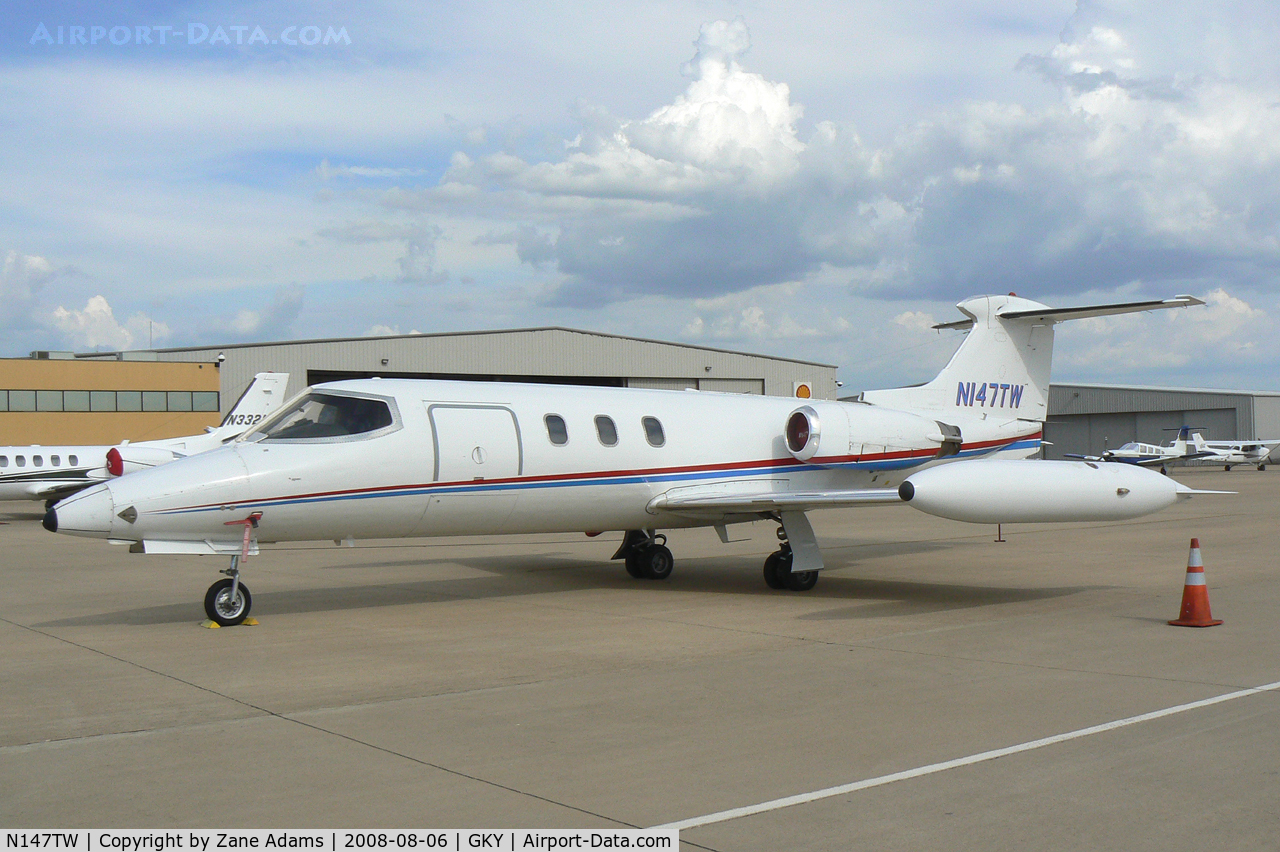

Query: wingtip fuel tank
<box><xmin>899</xmin><ymin>459</ymin><xmax>1190</xmax><ymax>524</ymax></box>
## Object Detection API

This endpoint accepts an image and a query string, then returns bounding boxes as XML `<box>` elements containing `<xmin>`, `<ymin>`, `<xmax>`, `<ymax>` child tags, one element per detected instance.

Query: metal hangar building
<box><xmin>77</xmin><ymin>327</ymin><xmax>839</xmax><ymax>415</ymax></box>
<box><xmin>1044</xmin><ymin>383</ymin><xmax>1280</xmax><ymax>460</ymax></box>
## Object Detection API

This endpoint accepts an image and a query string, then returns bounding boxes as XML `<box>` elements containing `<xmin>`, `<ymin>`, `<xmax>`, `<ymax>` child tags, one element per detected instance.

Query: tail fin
<box><xmin>112</xmin><ymin>372</ymin><xmax>291</xmax><ymax>469</ymax></box>
<box><xmin>212</xmin><ymin>372</ymin><xmax>290</xmax><ymax>438</ymax></box>
<box><xmin>860</xmin><ymin>294</ymin><xmax>1203</xmax><ymax>423</ymax></box>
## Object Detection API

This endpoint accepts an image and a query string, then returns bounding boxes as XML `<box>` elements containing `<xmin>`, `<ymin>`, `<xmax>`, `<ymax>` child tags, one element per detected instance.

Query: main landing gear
<box><xmin>614</xmin><ymin>529</ymin><xmax>675</xmax><ymax>580</ymax></box>
<box><xmin>762</xmin><ymin>524</ymin><xmax>819</xmax><ymax>592</ymax></box>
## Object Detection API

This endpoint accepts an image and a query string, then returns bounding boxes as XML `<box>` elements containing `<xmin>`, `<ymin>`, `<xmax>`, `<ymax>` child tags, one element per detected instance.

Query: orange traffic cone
<box><xmin>1168</xmin><ymin>538</ymin><xmax>1223</xmax><ymax>627</ymax></box>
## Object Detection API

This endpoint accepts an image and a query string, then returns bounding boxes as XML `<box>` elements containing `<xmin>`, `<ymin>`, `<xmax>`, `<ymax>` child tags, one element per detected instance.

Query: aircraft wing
<box><xmin>26</xmin><ymin>480</ymin><xmax>100</xmax><ymax>500</ymax></box>
<box><xmin>1063</xmin><ymin>453</ymin><xmax>1151</xmax><ymax>466</ymax></box>
<box><xmin>1204</xmin><ymin>439</ymin><xmax>1280</xmax><ymax>449</ymax></box>
<box><xmin>1129</xmin><ymin>456</ymin><xmax>1177</xmax><ymax>467</ymax></box>
<box><xmin>1064</xmin><ymin>452</ymin><xmax>1215</xmax><ymax>466</ymax></box>
<box><xmin>649</xmin><ymin>487</ymin><xmax>903</xmax><ymax>516</ymax></box>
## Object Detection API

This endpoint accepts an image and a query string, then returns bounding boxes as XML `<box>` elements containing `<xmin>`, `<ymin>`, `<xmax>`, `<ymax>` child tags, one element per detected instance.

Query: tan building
<box><xmin>0</xmin><ymin>357</ymin><xmax>221</xmax><ymax>444</ymax></box>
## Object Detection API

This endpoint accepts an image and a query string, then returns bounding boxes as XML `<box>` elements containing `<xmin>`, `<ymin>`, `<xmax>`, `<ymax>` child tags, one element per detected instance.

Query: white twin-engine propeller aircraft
<box><xmin>47</xmin><ymin>294</ymin><xmax>1221</xmax><ymax>626</ymax></box>
<box><xmin>0</xmin><ymin>373</ymin><xmax>288</xmax><ymax>506</ymax></box>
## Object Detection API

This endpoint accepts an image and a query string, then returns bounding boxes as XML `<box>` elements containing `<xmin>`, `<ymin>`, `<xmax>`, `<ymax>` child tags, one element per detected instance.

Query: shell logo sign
<box><xmin>793</xmin><ymin>381</ymin><xmax>813</xmax><ymax>399</ymax></box>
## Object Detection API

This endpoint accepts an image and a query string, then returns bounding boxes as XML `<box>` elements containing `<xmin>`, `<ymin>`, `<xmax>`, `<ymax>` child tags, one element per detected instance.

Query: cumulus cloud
<box><xmin>894</xmin><ymin>311</ymin><xmax>939</xmax><ymax>332</ymax></box>
<box><xmin>318</xmin><ymin>221</ymin><xmax>448</xmax><ymax>284</ymax></box>
<box><xmin>49</xmin><ymin>295</ymin><xmax>169</xmax><ymax>351</ymax></box>
<box><xmin>376</xmin><ymin>8</ymin><xmax>1280</xmax><ymax>321</ymax></box>
<box><xmin>1054</xmin><ymin>287</ymin><xmax>1277</xmax><ymax>385</ymax></box>
<box><xmin>363</xmin><ymin>324</ymin><xmax>423</xmax><ymax>336</ymax></box>
<box><xmin>5</xmin><ymin>6</ymin><xmax>1278</xmax><ymax>390</ymax></box>
<box><xmin>1</xmin><ymin>250</ymin><xmax>58</xmax><ymax>301</ymax></box>
<box><xmin>681</xmin><ymin>283</ymin><xmax>852</xmax><ymax>345</ymax></box>
<box><xmin>228</xmin><ymin>285</ymin><xmax>305</xmax><ymax>339</ymax></box>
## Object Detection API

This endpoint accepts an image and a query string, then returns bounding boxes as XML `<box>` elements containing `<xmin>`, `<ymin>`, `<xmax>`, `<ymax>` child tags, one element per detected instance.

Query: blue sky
<box><xmin>3</xmin><ymin>1</ymin><xmax>1279</xmax><ymax>392</ymax></box>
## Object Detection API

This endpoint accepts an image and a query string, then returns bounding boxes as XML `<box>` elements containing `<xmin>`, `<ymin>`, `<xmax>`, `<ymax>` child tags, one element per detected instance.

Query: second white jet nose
<box><xmin>46</xmin><ymin>483</ymin><xmax>116</xmax><ymax>538</ymax></box>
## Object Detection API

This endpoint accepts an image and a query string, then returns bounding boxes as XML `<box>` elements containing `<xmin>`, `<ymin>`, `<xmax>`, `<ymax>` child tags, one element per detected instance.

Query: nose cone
<box><xmin>47</xmin><ymin>483</ymin><xmax>116</xmax><ymax>538</ymax></box>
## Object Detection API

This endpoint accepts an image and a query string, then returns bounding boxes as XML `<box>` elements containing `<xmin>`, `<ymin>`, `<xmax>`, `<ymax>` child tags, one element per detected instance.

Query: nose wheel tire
<box><xmin>204</xmin><ymin>578</ymin><xmax>252</xmax><ymax>626</ymax></box>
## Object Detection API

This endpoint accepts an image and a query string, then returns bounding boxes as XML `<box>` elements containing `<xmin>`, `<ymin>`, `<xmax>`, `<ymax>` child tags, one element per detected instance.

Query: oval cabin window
<box><xmin>642</xmin><ymin>416</ymin><xmax>665</xmax><ymax>447</ymax></box>
<box><xmin>545</xmin><ymin>414</ymin><xmax>568</xmax><ymax>446</ymax></box>
<box><xmin>595</xmin><ymin>415</ymin><xmax>618</xmax><ymax>447</ymax></box>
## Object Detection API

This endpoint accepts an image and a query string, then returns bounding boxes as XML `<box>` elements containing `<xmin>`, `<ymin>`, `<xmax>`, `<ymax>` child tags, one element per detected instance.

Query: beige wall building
<box><xmin>0</xmin><ymin>358</ymin><xmax>221</xmax><ymax>444</ymax></box>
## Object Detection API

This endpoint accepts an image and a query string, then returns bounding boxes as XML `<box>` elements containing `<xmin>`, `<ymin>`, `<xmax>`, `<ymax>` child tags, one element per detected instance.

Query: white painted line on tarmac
<box><xmin>656</xmin><ymin>679</ymin><xmax>1280</xmax><ymax>832</ymax></box>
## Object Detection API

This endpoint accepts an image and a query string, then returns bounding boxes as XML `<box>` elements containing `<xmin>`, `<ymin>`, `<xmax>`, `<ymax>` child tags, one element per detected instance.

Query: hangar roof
<box><xmin>77</xmin><ymin>326</ymin><xmax>836</xmax><ymax>369</ymax></box>
<box><xmin>1054</xmin><ymin>382</ymin><xmax>1280</xmax><ymax>397</ymax></box>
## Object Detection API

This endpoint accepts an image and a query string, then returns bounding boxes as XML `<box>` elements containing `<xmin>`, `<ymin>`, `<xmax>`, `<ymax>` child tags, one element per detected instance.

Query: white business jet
<box><xmin>47</xmin><ymin>295</ymin><xmax>1221</xmax><ymax>625</ymax></box>
<box><xmin>0</xmin><ymin>373</ymin><xmax>288</xmax><ymax>505</ymax></box>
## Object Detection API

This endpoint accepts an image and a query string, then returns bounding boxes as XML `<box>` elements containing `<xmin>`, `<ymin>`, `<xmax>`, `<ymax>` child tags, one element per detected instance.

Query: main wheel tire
<box><xmin>624</xmin><ymin>551</ymin><xmax>646</xmax><ymax>579</ymax></box>
<box><xmin>639</xmin><ymin>544</ymin><xmax>674</xmax><ymax>580</ymax></box>
<box><xmin>787</xmin><ymin>570</ymin><xmax>819</xmax><ymax>592</ymax></box>
<box><xmin>204</xmin><ymin>578</ymin><xmax>252</xmax><ymax>626</ymax></box>
<box><xmin>1260</xmin><ymin>464</ymin><xmax>1267</xmax><ymax>471</ymax></box>
<box><xmin>763</xmin><ymin>551</ymin><xmax>790</xmax><ymax>590</ymax></box>
<box><xmin>1225</xmin><ymin>465</ymin><xmax>1232</xmax><ymax>471</ymax></box>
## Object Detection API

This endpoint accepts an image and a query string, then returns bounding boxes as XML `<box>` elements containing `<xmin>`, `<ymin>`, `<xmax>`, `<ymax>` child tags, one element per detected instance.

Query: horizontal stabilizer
<box><xmin>933</xmin><ymin>295</ymin><xmax>1204</xmax><ymax>330</ymax></box>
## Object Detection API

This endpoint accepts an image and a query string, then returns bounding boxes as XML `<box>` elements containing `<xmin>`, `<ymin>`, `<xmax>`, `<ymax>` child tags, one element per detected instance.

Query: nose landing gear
<box><xmin>205</xmin><ymin>565</ymin><xmax>252</xmax><ymax>626</ymax></box>
<box><xmin>204</xmin><ymin>512</ymin><xmax>262</xmax><ymax>626</ymax></box>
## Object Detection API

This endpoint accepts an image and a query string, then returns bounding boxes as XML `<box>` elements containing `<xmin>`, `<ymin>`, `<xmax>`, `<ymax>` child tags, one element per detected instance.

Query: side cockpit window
<box><xmin>252</xmin><ymin>392</ymin><xmax>398</xmax><ymax>443</ymax></box>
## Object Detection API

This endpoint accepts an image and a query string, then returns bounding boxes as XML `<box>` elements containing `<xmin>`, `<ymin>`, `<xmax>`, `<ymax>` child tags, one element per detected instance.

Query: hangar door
<box><xmin>428</xmin><ymin>405</ymin><xmax>522</xmax><ymax>482</ymax></box>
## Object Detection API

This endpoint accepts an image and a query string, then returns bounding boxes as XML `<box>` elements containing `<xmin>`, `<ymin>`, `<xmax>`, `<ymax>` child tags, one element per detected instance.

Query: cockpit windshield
<box><xmin>247</xmin><ymin>392</ymin><xmax>397</xmax><ymax>442</ymax></box>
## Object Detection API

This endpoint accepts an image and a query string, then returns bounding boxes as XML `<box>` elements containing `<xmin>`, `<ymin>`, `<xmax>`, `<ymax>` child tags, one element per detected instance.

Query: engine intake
<box><xmin>786</xmin><ymin>406</ymin><xmax>821</xmax><ymax>461</ymax></box>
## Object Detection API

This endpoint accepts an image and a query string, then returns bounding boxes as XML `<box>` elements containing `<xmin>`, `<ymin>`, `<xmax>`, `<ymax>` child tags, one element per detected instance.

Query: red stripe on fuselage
<box><xmin>158</xmin><ymin>431</ymin><xmax>1041</xmax><ymax>514</ymax></box>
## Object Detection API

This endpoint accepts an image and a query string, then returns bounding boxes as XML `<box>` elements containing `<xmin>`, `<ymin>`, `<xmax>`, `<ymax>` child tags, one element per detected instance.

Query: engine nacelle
<box><xmin>784</xmin><ymin>402</ymin><xmax>961</xmax><ymax>464</ymax></box>
<box><xmin>899</xmin><ymin>459</ymin><xmax>1184</xmax><ymax>523</ymax></box>
<box><xmin>107</xmin><ymin>445</ymin><xmax>183</xmax><ymax>477</ymax></box>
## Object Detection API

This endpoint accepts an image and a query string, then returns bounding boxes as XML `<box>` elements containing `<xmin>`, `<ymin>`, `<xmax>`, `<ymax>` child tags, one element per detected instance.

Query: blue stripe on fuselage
<box><xmin>153</xmin><ymin>437</ymin><xmax>1041</xmax><ymax>517</ymax></box>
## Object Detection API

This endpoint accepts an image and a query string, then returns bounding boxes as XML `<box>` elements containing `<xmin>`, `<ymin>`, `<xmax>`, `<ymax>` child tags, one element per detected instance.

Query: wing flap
<box><xmin>650</xmin><ymin>487</ymin><xmax>903</xmax><ymax>514</ymax></box>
